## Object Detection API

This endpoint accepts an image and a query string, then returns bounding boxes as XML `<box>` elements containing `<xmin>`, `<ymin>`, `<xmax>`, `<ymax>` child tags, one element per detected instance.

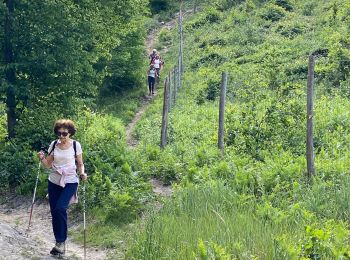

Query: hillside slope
<box><xmin>127</xmin><ymin>0</ymin><xmax>350</xmax><ymax>258</ymax></box>
<box><xmin>133</xmin><ymin>0</ymin><xmax>350</xmax><ymax>193</ymax></box>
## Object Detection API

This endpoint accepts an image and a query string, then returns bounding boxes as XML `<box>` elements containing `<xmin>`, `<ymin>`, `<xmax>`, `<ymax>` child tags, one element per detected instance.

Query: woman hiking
<box><xmin>151</xmin><ymin>54</ymin><xmax>163</xmax><ymax>78</ymax></box>
<box><xmin>149</xmin><ymin>49</ymin><xmax>157</xmax><ymax>63</ymax></box>
<box><xmin>147</xmin><ymin>64</ymin><xmax>158</xmax><ymax>95</ymax></box>
<box><xmin>37</xmin><ymin>119</ymin><xmax>87</xmax><ymax>257</ymax></box>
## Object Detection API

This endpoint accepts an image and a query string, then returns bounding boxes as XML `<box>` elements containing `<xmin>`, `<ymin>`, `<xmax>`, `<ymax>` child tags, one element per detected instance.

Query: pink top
<box><xmin>52</xmin><ymin>165</ymin><xmax>79</xmax><ymax>204</ymax></box>
<box><xmin>153</xmin><ymin>58</ymin><xmax>161</xmax><ymax>69</ymax></box>
<box><xmin>49</xmin><ymin>140</ymin><xmax>82</xmax><ymax>204</ymax></box>
<box><xmin>52</xmin><ymin>165</ymin><xmax>76</xmax><ymax>187</ymax></box>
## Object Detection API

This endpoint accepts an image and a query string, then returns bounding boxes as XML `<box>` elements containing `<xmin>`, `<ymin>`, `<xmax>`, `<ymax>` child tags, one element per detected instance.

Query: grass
<box><xmin>97</xmin><ymin>87</ymin><xmax>147</xmax><ymax>125</ymax></box>
<box><xmin>126</xmin><ymin>179</ymin><xmax>350</xmax><ymax>259</ymax></box>
<box><xmin>71</xmin><ymin>207</ymin><xmax>138</xmax><ymax>258</ymax></box>
<box><xmin>125</xmin><ymin>182</ymin><xmax>290</xmax><ymax>259</ymax></box>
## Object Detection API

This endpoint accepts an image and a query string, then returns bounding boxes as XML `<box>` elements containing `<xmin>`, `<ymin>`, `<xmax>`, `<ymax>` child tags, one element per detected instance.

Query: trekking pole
<box><xmin>28</xmin><ymin>161</ymin><xmax>41</xmax><ymax>230</ymax></box>
<box><xmin>83</xmin><ymin>181</ymin><xmax>87</xmax><ymax>260</ymax></box>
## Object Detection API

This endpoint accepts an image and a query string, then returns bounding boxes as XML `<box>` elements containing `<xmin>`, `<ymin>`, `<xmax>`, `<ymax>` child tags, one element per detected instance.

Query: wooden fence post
<box><xmin>176</xmin><ymin>64</ymin><xmax>180</xmax><ymax>91</ymax></box>
<box><xmin>180</xmin><ymin>8</ymin><xmax>184</xmax><ymax>75</ymax></box>
<box><xmin>161</xmin><ymin>77</ymin><xmax>170</xmax><ymax>148</ymax></box>
<box><xmin>178</xmin><ymin>56</ymin><xmax>182</xmax><ymax>89</ymax></box>
<box><xmin>218</xmin><ymin>72</ymin><xmax>228</xmax><ymax>153</ymax></box>
<box><xmin>306</xmin><ymin>55</ymin><xmax>315</xmax><ymax>183</ymax></box>
<box><xmin>173</xmin><ymin>67</ymin><xmax>177</xmax><ymax>104</ymax></box>
<box><xmin>178</xmin><ymin>3</ymin><xmax>184</xmax><ymax>77</ymax></box>
<box><xmin>174</xmin><ymin>65</ymin><xmax>177</xmax><ymax>92</ymax></box>
<box><xmin>168</xmin><ymin>72</ymin><xmax>172</xmax><ymax>110</ymax></box>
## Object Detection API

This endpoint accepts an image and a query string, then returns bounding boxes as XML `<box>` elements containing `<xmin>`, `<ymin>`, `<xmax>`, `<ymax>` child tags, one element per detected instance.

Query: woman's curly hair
<box><xmin>53</xmin><ymin>119</ymin><xmax>77</xmax><ymax>136</ymax></box>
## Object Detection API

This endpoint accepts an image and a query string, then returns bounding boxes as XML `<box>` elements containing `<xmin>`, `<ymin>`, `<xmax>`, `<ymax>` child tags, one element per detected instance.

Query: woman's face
<box><xmin>57</xmin><ymin>127</ymin><xmax>70</xmax><ymax>141</ymax></box>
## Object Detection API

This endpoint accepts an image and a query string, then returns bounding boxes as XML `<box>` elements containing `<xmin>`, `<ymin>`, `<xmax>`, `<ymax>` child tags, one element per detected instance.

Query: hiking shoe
<box><xmin>50</xmin><ymin>242</ymin><xmax>65</xmax><ymax>256</ymax></box>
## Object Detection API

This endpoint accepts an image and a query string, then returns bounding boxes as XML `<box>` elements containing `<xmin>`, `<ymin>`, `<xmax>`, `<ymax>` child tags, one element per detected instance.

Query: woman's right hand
<box><xmin>37</xmin><ymin>151</ymin><xmax>45</xmax><ymax>160</ymax></box>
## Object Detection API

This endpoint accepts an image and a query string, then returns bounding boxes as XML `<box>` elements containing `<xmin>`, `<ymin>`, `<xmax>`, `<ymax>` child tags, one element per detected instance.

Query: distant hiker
<box><xmin>37</xmin><ymin>119</ymin><xmax>87</xmax><ymax>257</ymax></box>
<box><xmin>149</xmin><ymin>49</ymin><xmax>157</xmax><ymax>63</ymax></box>
<box><xmin>151</xmin><ymin>54</ymin><xmax>164</xmax><ymax>78</ymax></box>
<box><xmin>147</xmin><ymin>64</ymin><xmax>158</xmax><ymax>95</ymax></box>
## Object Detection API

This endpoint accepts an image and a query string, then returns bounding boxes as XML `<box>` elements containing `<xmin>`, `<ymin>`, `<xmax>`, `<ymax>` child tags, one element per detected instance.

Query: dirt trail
<box><xmin>126</xmin><ymin>9</ymin><xmax>194</xmax><ymax>148</ymax></box>
<box><xmin>125</xmin><ymin>17</ymin><xmax>179</xmax><ymax>149</ymax></box>
<box><xmin>126</xmin><ymin>14</ymin><xmax>190</xmax><ymax>196</ymax></box>
<box><xmin>0</xmin><ymin>194</ymin><xmax>106</xmax><ymax>260</ymax></box>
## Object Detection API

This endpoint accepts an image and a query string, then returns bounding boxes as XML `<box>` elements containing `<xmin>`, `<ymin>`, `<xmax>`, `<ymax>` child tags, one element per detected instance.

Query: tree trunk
<box><xmin>4</xmin><ymin>0</ymin><xmax>17</xmax><ymax>138</ymax></box>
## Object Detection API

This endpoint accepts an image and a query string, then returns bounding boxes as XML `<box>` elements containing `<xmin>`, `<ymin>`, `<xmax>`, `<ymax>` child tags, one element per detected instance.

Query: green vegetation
<box><xmin>126</xmin><ymin>0</ymin><xmax>350</xmax><ymax>258</ymax></box>
<box><xmin>149</xmin><ymin>0</ymin><xmax>180</xmax><ymax>22</ymax></box>
<box><xmin>0</xmin><ymin>0</ymin><xmax>152</xmax><ymax>226</ymax></box>
<box><xmin>1</xmin><ymin>0</ymin><xmax>350</xmax><ymax>258</ymax></box>
<box><xmin>127</xmin><ymin>180</ymin><xmax>350</xmax><ymax>259</ymax></box>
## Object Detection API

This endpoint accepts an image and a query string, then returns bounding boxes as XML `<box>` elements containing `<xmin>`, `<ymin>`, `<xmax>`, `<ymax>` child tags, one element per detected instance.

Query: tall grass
<box><xmin>125</xmin><ymin>178</ymin><xmax>350</xmax><ymax>259</ymax></box>
<box><xmin>126</xmin><ymin>182</ymin><xmax>291</xmax><ymax>259</ymax></box>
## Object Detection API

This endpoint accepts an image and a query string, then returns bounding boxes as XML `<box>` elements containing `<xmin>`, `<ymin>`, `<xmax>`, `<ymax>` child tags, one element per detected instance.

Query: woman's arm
<box><xmin>37</xmin><ymin>151</ymin><xmax>53</xmax><ymax>168</ymax></box>
<box><xmin>76</xmin><ymin>154</ymin><xmax>87</xmax><ymax>181</ymax></box>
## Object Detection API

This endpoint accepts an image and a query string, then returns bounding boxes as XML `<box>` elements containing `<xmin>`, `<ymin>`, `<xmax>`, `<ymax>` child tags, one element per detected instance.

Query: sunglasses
<box><xmin>57</xmin><ymin>131</ymin><xmax>69</xmax><ymax>137</ymax></box>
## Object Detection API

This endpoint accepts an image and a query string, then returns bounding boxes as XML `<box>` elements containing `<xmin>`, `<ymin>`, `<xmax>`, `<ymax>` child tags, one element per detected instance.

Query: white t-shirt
<box><xmin>153</xmin><ymin>59</ymin><xmax>161</xmax><ymax>69</ymax></box>
<box><xmin>148</xmin><ymin>68</ymin><xmax>156</xmax><ymax>78</ymax></box>
<box><xmin>48</xmin><ymin>140</ymin><xmax>83</xmax><ymax>185</ymax></box>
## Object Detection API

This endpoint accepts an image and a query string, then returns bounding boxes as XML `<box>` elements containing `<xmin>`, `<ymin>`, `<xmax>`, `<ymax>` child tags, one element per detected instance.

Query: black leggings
<box><xmin>148</xmin><ymin>76</ymin><xmax>155</xmax><ymax>93</ymax></box>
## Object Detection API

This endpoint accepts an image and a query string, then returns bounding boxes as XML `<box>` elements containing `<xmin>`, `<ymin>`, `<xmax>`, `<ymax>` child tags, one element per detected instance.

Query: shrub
<box><xmin>322</xmin><ymin>31</ymin><xmax>350</xmax><ymax>90</ymax></box>
<box><xmin>193</xmin><ymin>239</ymin><xmax>231</xmax><ymax>259</ymax></box>
<box><xmin>275</xmin><ymin>20</ymin><xmax>306</xmax><ymax>38</ymax></box>
<box><xmin>212</xmin><ymin>0</ymin><xmax>246</xmax><ymax>11</ymax></box>
<box><xmin>275</xmin><ymin>0</ymin><xmax>294</xmax><ymax>12</ymax></box>
<box><xmin>0</xmin><ymin>141</ymin><xmax>38</xmax><ymax>190</ymax></box>
<box><xmin>300</xmin><ymin>1</ymin><xmax>319</xmax><ymax>16</ymax></box>
<box><xmin>261</xmin><ymin>4</ymin><xmax>287</xmax><ymax>22</ymax></box>
<box><xmin>297</xmin><ymin>222</ymin><xmax>350</xmax><ymax>259</ymax></box>
<box><xmin>158</xmin><ymin>28</ymin><xmax>172</xmax><ymax>45</ymax></box>
<box><xmin>212</xmin><ymin>161</ymin><xmax>235</xmax><ymax>180</ymax></box>
<box><xmin>185</xmin><ymin>7</ymin><xmax>222</xmax><ymax>31</ymax></box>
<box><xmin>191</xmin><ymin>53</ymin><xmax>226</xmax><ymax>69</ymax></box>
<box><xmin>104</xmin><ymin>191</ymin><xmax>140</xmax><ymax>225</ymax></box>
<box><xmin>149</xmin><ymin>0</ymin><xmax>176</xmax><ymax>15</ymax></box>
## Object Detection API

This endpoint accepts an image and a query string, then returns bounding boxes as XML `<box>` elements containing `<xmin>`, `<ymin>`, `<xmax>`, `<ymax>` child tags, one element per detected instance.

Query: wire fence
<box><xmin>158</xmin><ymin>4</ymin><xmax>348</xmax><ymax>185</ymax></box>
<box><xmin>160</xmin><ymin>2</ymin><xmax>184</xmax><ymax>149</ymax></box>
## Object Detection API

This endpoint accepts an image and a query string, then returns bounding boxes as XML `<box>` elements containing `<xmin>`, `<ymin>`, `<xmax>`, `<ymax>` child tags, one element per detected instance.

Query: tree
<box><xmin>149</xmin><ymin>0</ymin><xmax>176</xmax><ymax>14</ymax></box>
<box><xmin>0</xmin><ymin>0</ymin><xmax>148</xmax><ymax>140</ymax></box>
<box><xmin>3</xmin><ymin>0</ymin><xmax>16</xmax><ymax>138</ymax></box>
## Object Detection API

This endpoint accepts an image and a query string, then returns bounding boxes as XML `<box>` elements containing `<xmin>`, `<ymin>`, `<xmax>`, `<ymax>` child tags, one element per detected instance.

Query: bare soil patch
<box><xmin>0</xmin><ymin>193</ymin><xmax>107</xmax><ymax>260</ymax></box>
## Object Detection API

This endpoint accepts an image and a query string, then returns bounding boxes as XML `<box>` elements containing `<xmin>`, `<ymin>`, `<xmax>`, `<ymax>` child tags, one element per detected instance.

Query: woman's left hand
<box><xmin>80</xmin><ymin>173</ymin><xmax>88</xmax><ymax>182</ymax></box>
